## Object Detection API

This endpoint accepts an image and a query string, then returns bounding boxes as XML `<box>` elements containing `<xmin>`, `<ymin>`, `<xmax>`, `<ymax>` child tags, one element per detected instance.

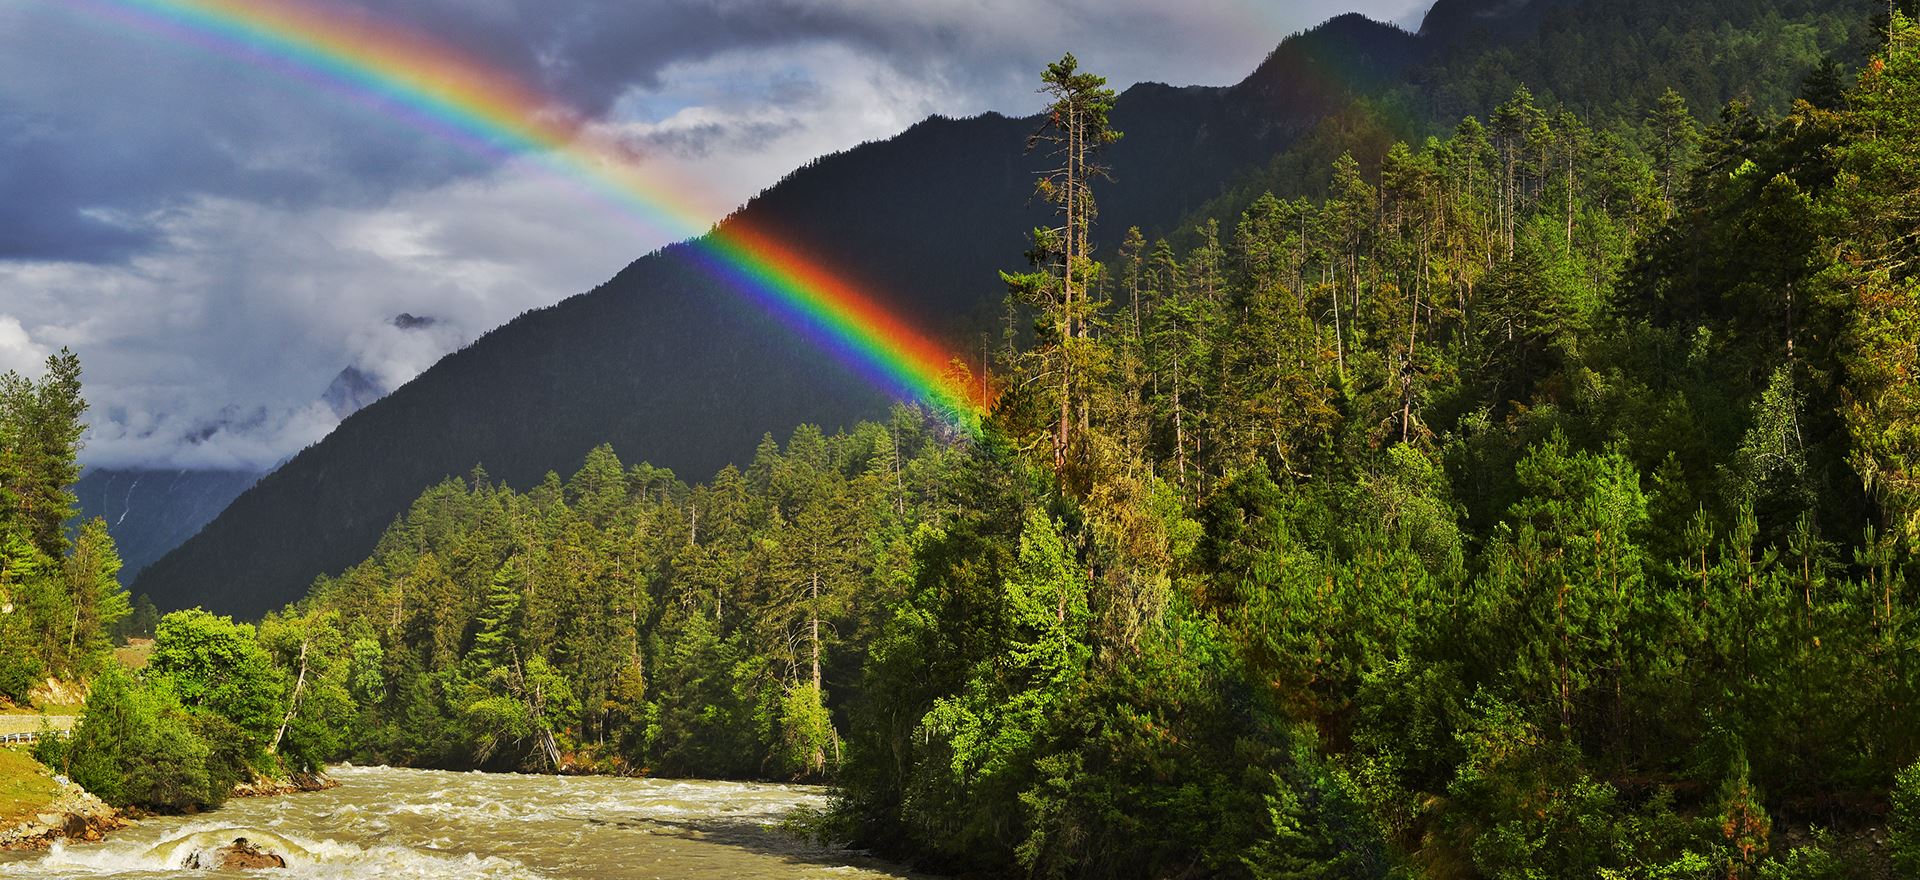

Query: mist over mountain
<box><xmin>320</xmin><ymin>367</ymin><xmax>384</xmax><ymax>423</ymax></box>
<box><xmin>133</xmin><ymin>0</ymin><xmax>1868</xmax><ymax>618</ymax></box>
<box><xmin>74</xmin><ymin>314</ymin><xmax>450</xmax><ymax>580</ymax></box>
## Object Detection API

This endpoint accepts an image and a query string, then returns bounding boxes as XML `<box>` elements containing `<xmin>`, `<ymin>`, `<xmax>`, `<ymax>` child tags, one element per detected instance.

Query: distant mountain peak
<box><xmin>390</xmin><ymin>313</ymin><xmax>439</xmax><ymax>330</ymax></box>
<box><xmin>1234</xmin><ymin>12</ymin><xmax>1419</xmax><ymax>109</ymax></box>
<box><xmin>321</xmin><ymin>365</ymin><xmax>386</xmax><ymax>421</ymax></box>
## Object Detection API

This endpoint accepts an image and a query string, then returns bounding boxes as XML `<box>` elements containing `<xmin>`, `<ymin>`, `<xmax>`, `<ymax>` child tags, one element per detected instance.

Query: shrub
<box><xmin>0</xmin><ymin>649</ymin><xmax>42</xmax><ymax>705</ymax></box>
<box><xmin>57</xmin><ymin>666</ymin><xmax>219</xmax><ymax>812</ymax></box>
<box><xmin>191</xmin><ymin>713</ymin><xmax>255</xmax><ymax>804</ymax></box>
<box><xmin>149</xmin><ymin>609</ymin><xmax>285</xmax><ymax>749</ymax></box>
<box><xmin>1893</xmin><ymin>759</ymin><xmax>1920</xmax><ymax>878</ymax></box>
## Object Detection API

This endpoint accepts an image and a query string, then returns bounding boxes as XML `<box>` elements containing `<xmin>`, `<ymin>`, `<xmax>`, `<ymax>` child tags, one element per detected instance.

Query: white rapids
<box><xmin>0</xmin><ymin>764</ymin><xmax>924</xmax><ymax>879</ymax></box>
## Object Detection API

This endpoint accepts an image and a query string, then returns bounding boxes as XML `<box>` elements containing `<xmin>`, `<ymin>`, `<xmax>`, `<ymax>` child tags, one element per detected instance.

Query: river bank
<box><xmin>0</xmin><ymin>746</ymin><xmax>342</xmax><ymax>852</ymax></box>
<box><xmin>0</xmin><ymin>748</ymin><xmax>124</xmax><ymax>851</ymax></box>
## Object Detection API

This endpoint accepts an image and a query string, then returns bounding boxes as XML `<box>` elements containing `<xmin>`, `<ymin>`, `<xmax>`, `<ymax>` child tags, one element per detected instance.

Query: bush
<box><xmin>56</xmin><ymin>666</ymin><xmax>219</xmax><ymax>812</ymax></box>
<box><xmin>149</xmin><ymin>609</ymin><xmax>285</xmax><ymax>749</ymax></box>
<box><xmin>120</xmin><ymin>709</ymin><xmax>212</xmax><ymax>812</ymax></box>
<box><xmin>0</xmin><ymin>649</ymin><xmax>42</xmax><ymax>705</ymax></box>
<box><xmin>1893</xmin><ymin>759</ymin><xmax>1920</xmax><ymax>878</ymax></box>
<box><xmin>191</xmin><ymin>713</ymin><xmax>255</xmax><ymax>803</ymax></box>
<box><xmin>1756</xmin><ymin>830</ymin><xmax>1843</xmax><ymax>880</ymax></box>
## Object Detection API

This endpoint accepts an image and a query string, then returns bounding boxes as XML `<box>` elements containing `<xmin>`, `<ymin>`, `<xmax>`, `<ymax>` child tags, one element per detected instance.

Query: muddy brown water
<box><xmin>0</xmin><ymin>764</ymin><xmax>924</xmax><ymax>879</ymax></box>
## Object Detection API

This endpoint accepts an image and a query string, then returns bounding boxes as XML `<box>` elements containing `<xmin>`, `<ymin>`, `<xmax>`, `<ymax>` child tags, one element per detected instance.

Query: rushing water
<box><xmin>0</xmin><ymin>765</ymin><xmax>924</xmax><ymax>879</ymax></box>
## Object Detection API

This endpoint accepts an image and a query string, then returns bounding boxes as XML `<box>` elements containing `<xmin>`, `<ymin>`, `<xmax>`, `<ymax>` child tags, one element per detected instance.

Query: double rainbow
<box><xmin>72</xmin><ymin>0</ymin><xmax>990</xmax><ymax>426</ymax></box>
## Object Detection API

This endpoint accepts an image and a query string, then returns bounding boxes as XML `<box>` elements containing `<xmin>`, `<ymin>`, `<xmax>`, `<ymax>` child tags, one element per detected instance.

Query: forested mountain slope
<box><xmin>135</xmin><ymin>0</ymin><xmax>1867</xmax><ymax>618</ymax></box>
<box><xmin>131</xmin><ymin>14</ymin><xmax>1418</xmax><ymax>617</ymax></box>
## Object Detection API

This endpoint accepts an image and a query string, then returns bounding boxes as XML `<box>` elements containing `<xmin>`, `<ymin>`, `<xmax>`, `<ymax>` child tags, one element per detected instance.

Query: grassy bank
<box><xmin>0</xmin><ymin>748</ymin><xmax>61</xmax><ymax>828</ymax></box>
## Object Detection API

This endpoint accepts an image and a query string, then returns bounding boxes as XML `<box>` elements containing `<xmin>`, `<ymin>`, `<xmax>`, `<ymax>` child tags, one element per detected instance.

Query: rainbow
<box><xmin>68</xmin><ymin>0</ymin><xmax>990</xmax><ymax>426</ymax></box>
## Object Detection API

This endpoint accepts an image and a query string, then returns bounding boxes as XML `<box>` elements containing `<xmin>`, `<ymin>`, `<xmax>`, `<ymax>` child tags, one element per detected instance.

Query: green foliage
<box><xmin>1242</xmin><ymin>735</ymin><xmax>1391</xmax><ymax>880</ymax></box>
<box><xmin>42</xmin><ymin>667</ymin><xmax>219</xmax><ymax>812</ymax></box>
<box><xmin>1894</xmin><ymin>759</ymin><xmax>1920</xmax><ymax>877</ymax></box>
<box><xmin>254</xmin><ymin>410</ymin><xmax>974</xmax><ymax>777</ymax></box>
<box><xmin>0</xmin><ymin>351</ymin><xmax>131</xmax><ymax>700</ymax></box>
<box><xmin>907</xmin><ymin>511</ymin><xmax>1091</xmax><ymax>868</ymax></box>
<box><xmin>1826</xmin><ymin>14</ymin><xmax>1920</xmax><ymax>544</ymax></box>
<box><xmin>149</xmin><ymin>609</ymin><xmax>285</xmax><ymax>749</ymax></box>
<box><xmin>64</xmin><ymin>518</ymin><xmax>130</xmax><ymax>667</ymax></box>
<box><xmin>823</xmin><ymin>37</ymin><xmax>1917</xmax><ymax>879</ymax></box>
<box><xmin>777</xmin><ymin>680</ymin><xmax>836</xmax><ymax>779</ymax></box>
<box><xmin>257</xmin><ymin>610</ymin><xmax>357</xmax><ymax>771</ymax></box>
<box><xmin>36</xmin><ymin>606</ymin><xmax>307</xmax><ymax>809</ymax></box>
<box><xmin>0</xmin><ymin>349</ymin><xmax>85</xmax><ymax>559</ymax></box>
<box><xmin>0</xmin><ymin>533</ymin><xmax>53</xmax><ymax>702</ymax></box>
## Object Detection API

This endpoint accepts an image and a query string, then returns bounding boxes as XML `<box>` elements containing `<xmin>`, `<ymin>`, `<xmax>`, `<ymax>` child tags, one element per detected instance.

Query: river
<box><xmin>0</xmin><ymin>765</ymin><xmax>924</xmax><ymax>879</ymax></box>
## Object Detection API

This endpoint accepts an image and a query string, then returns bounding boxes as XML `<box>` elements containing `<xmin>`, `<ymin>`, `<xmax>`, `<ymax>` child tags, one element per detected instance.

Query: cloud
<box><xmin>2</xmin><ymin>170</ymin><xmax>643</xmax><ymax>471</ymax></box>
<box><xmin>344</xmin><ymin>315</ymin><xmax>470</xmax><ymax>394</ymax></box>
<box><xmin>0</xmin><ymin>315</ymin><xmax>50</xmax><ymax>376</ymax></box>
<box><xmin>0</xmin><ymin>4</ymin><xmax>495</xmax><ymax>264</ymax></box>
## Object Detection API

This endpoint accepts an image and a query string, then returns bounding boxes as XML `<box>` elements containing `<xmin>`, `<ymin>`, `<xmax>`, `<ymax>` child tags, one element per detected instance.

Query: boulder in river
<box><xmin>184</xmin><ymin>837</ymin><xmax>287</xmax><ymax>870</ymax></box>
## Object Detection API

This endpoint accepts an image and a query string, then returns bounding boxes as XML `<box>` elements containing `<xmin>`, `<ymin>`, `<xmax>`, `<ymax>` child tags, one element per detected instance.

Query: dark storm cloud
<box><xmin>0</xmin><ymin>0</ymin><xmax>1428</xmax><ymax>264</ymax></box>
<box><xmin>0</xmin><ymin>4</ymin><xmax>498</xmax><ymax>263</ymax></box>
<box><xmin>0</xmin><ymin>106</ymin><xmax>155</xmax><ymax>262</ymax></box>
<box><xmin>264</xmin><ymin>0</ymin><xmax>1434</xmax><ymax>117</ymax></box>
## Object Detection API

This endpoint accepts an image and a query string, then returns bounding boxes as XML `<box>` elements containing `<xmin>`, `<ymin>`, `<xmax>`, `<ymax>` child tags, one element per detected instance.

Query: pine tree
<box><xmin>0</xmin><ymin>349</ymin><xmax>86</xmax><ymax>559</ymax></box>
<box><xmin>1648</xmin><ymin>88</ymin><xmax>1699</xmax><ymax>218</ymax></box>
<box><xmin>1003</xmin><ymin>53</ymin><xmax>1122</xmax><ymax>480</ymax></box>
<box><xmin>470</xmin><ymin>557</ymin><xmax>526</xmax><ymax>671</ymax></box>
<box><xmin>1827</xmin><ymin>14</ymin><xmax>1920</xmax><ymax>544</ymax></box>
<box><xmin>63</xmin><ymin>518</ymin><xmax>129</xmax><ymax>668</ymax></box>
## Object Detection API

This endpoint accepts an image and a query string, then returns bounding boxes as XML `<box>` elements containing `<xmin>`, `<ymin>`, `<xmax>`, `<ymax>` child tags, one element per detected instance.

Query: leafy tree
<box><xmin>149</xmin><ymin>609</ymin><xmax>285</xmax><ymax>753</ymax></box>
<box><xmin>41</xmin><ymin>666</ymin><xmax>218</xmax><ymax>812</ymax></box>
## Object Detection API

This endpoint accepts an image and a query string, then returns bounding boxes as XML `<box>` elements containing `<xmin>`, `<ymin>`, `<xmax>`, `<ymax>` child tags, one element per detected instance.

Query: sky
<box><xmin>0</xmin><ymin>0</ymin><xmax>1432</xmax><ymax>471</ymax></box>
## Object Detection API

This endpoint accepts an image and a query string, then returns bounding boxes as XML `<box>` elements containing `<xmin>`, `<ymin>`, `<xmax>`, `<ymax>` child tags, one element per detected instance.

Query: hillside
<box><xmin>133</xmin><ymin>0</ymin><xmax>1867</xmax><ymax>618</ymax></box>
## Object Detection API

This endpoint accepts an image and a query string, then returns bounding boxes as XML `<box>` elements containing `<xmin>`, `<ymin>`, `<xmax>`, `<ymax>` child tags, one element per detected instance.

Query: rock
<box><xmin>230</xmin><ymin>770</ymin><xmax>339</xmax><ymax>799</ymax></box>
<box><xmin>0</xmin><ymin>774</ymin><xmax>126</xmax><ymax>851</ymax></box>
<box><xmin>184</xmin><ymin>837</ymin><xmax>287</xmax><ymax>870</ymax></box>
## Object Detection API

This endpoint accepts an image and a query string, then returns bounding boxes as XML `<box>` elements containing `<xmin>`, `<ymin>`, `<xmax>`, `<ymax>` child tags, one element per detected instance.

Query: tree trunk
<box><xmin>810</xmin><ymin>570</ymin><xmax>826</xmax><ymax>775</ymax></box>
<box><xmin>810</xmin><ymin>571</ymin><xmax>822</xmax><ymax>693</ymax></box>
<box><xmin>269</xmin><ymin>635</ymin><xmax>311</xmax><ymax>756</ymax></box>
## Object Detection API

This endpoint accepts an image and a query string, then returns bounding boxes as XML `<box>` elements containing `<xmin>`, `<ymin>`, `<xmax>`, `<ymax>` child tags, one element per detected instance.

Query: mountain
<box><xmin>320</xmin><ymin>366</ymin><xmax>383</xmax><ymax>421</ymax></box>
<box><xmin>1416</xmin><ymin>0</ymin><xmax>1564</xmax><ymax>43</ymax></box>
<box><xmin>322</xmin><ymin>314</ymin><xmax>452</xmax><ymax>420</ymax></box>
<box><xmin>73</xmin><ymin>468</ymin><xmax>262</xmax><ymax>579</ymax></box>
<box><xmin>77</xmin><ymin>316</ymin><xmax>451</xmax><ymax>580</ymax></box>
<box><xmin>133</xmin><ymin>0</ymin><xmax>1866</xmax><ymax>619</ymax></box>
